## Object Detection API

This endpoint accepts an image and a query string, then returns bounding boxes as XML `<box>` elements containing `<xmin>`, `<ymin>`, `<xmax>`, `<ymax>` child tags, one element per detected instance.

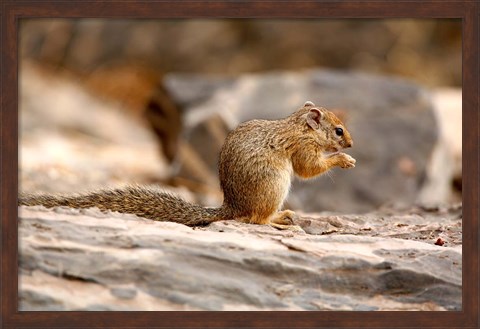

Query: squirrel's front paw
<box><xmin>336</xmin><ymin>153</ymin><xmax>356</xmax><ymax>168</ymax></box>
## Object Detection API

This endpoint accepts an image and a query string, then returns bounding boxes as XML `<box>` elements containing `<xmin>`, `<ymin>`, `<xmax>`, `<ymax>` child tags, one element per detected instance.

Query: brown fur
<box><xmin>19</xmin><ymin>101</ymin><xmax>355</xmax><ymax>227</ymax></box>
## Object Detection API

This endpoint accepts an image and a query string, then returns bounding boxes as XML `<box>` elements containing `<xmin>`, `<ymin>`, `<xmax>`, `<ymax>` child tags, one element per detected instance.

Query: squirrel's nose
<box><xmin>345</xmin><ymin>141</ymin><xmax>353</xmax><ymax>148</ymax></box>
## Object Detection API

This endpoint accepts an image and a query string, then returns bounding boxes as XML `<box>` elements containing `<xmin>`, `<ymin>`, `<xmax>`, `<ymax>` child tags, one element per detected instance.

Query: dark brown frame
<box><xmin>1</xmin><ymin>1</ymin><xmax>478</xmax><ymax>328</ymax></box>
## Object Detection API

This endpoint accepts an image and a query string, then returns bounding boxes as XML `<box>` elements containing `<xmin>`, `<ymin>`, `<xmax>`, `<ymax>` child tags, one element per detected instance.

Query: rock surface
<box><xmin>19</xmin><ymin>63</ymin><xmax>171</xmax><ymax>193</ymax></box>
<box><xmin>19</xmin><ymin>204</ymin><xmax>462</xmax><ymax>311</ymax></box>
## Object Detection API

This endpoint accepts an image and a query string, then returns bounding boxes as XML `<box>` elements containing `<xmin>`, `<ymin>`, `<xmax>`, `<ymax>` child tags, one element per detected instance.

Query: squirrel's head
<box><xmin>301</xmin><ymin>101</ymin><xmax>353</xmax><ymax>152</ymax></box>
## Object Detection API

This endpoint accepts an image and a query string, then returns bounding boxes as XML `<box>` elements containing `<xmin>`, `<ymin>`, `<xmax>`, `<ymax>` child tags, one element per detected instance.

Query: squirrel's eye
<box><xmin>335</xmin><ymin>127</ymin><xmax>344</xmax><ymax>136</ymax></box>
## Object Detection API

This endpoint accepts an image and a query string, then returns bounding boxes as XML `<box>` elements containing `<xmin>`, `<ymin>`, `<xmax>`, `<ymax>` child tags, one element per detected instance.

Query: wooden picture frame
<box><xmin>1</xmin><ymin>1</ymin><xmax>478</xmax><ymax>328</ymax></box>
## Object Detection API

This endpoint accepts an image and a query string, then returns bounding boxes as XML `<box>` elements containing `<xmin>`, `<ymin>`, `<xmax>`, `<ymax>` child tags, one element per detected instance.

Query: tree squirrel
<box><xmin>19</xmin><ymin>101</ymin><xmax>355</xmax><ymax>229</ymax></box>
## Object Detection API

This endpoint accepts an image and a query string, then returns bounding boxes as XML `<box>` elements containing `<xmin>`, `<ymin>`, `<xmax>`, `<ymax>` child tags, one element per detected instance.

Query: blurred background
<box><xmin>19</xmin><ymin>19</ymin><xmax>462</xmax><ymax>214</ymax></box>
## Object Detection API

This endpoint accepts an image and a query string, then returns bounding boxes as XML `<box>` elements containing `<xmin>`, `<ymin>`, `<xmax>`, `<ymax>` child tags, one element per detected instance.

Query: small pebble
<box><xmin>434</xmin><ymin>238</ymin><xmax>445</xmax><ymax>246</ymax></box>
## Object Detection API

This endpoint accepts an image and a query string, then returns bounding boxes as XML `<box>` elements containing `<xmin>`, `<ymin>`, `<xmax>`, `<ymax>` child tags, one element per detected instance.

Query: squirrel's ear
<box><xmin>304</xmin><ymin>101</ymin><xmax>315</xmax><ymax>107</ymax></box>
<box><xmin>306</xmin><ymin>108</ymin><xmax>323</xmax><ymax>130</ymax></box>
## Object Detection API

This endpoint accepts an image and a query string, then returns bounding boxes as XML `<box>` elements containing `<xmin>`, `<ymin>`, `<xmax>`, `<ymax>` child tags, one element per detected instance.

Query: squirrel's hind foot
<box><xmin>268</xmin><ymin>210</ymin><xmax>304</xmax><ymax>232</ymax></box>
<box><xmin>269</xmin><ymin>209</ymin><xmax>297</xmax><ymax>225</ymax></box>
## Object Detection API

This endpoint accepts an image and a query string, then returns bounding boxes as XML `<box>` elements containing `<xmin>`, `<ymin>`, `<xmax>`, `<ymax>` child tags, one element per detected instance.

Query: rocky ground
<box><xmin>19</xmin><ymin>203</ymin><xmax>461</xmax><ymax>311</ymax></box>
<box><xmin>18</xmin><ymin>64</ymin><xmax>462</xmax><ymax>311</ymax></box>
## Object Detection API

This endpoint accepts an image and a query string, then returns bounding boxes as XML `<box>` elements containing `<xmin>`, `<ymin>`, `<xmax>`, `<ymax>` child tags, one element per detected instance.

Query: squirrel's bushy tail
<box><xmin>19</xmin><ymin>186</ymin><xmax>228</xmax><ymax>227</ymax></box>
